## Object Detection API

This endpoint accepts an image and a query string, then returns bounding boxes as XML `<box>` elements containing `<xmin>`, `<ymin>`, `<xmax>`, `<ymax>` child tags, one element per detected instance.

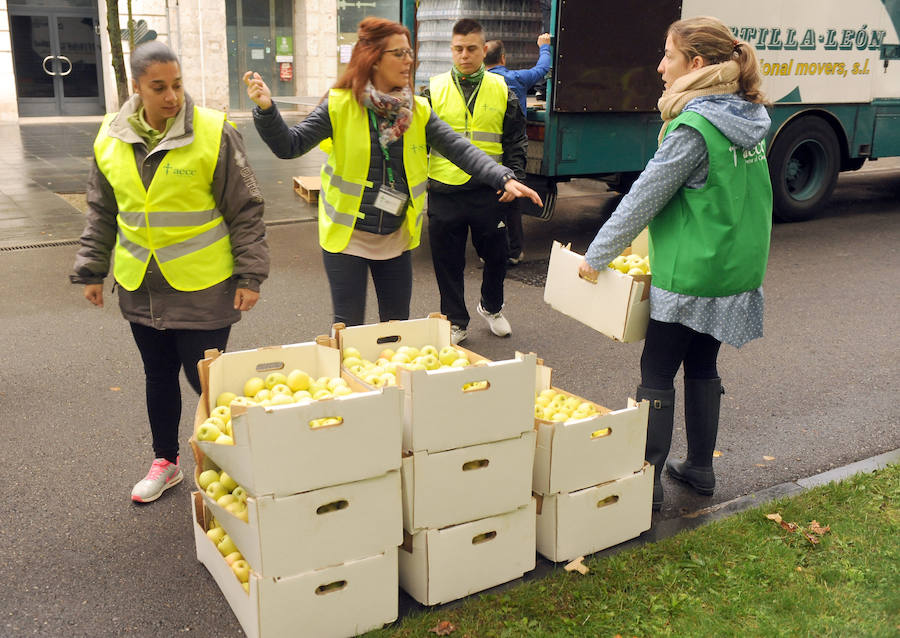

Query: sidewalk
<box><xmin>0</xmin><ymin>113</ymin><xmax>324</xmax><ymax>250</ymax></box>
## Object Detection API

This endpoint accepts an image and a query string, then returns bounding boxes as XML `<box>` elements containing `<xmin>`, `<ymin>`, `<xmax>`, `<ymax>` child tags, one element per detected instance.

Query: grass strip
<box><xmin>372</xmin><ymin>463</ymin><xmax>899</xmax><ymax>637</ymax></box>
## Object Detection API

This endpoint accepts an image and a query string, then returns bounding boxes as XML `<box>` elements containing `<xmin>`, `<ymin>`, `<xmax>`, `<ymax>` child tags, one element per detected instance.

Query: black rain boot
<box><xmin>636</xmin><ymin>385</ymin><xmax>676</xmax><ymax>511</ymax></box>
<box><xmin>666</xmin><ymin>377</ymin><xmax>722</xmax><ymax>495</ymax></box>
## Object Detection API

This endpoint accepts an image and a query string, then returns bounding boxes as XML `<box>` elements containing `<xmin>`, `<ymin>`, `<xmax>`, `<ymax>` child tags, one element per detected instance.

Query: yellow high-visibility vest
<box><xmin>427</xmin><ymin>70</ymin><xmax>506</xmax><ymax>185</ymax></box>
<box><xmin>94</xmin><ymin>106</ymin><xmax>233</xmax><ymax>291</ymax></box>
<box><xmin>319</xmin><ymin>88</ymin><xmax>430</xmax><ymax>253</ymax></box>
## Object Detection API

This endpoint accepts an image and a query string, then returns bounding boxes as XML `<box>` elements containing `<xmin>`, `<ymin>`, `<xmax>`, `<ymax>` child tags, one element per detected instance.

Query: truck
<box><xmin>402</xmin><ymin>0</ymin><xmax>900</xmax><ymax>222</ymax></box>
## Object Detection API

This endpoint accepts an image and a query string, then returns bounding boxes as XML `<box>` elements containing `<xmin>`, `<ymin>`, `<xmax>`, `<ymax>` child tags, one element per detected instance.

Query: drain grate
<box><xmin>504</xmin><ymin>257</ymin><xmax>550</xmax><ymax>287</ymax></box>
<box><xmin>0</xmin><ymin>239</ymin><xmax>81</xmax><ymax>252</ymax></box>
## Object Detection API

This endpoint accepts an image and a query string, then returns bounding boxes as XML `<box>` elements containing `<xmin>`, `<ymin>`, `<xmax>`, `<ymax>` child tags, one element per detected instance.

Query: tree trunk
<box><xmin>105</xmin><ymin>0</ymin><xmax>129</xmax><ymax>107</ymax></box>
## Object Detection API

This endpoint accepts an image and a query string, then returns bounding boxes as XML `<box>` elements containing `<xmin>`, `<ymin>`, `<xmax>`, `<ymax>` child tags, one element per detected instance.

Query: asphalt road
<box><xmin>0</xmin><ymin>160</ymin><xmax>897</xmax><ymax>636</ymax></box>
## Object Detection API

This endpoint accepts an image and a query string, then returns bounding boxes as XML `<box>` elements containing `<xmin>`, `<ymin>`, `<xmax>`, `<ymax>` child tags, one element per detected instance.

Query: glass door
<box><xmin>10</xmin><ymin>7</ymin><xmax>104</xmax><ymax>116</ymax></box>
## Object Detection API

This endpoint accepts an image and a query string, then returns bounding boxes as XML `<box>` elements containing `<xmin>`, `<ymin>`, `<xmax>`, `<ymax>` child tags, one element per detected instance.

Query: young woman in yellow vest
<box><xmin>71</xmin><ymin>41</ymin><xmax>269</xmax><ymax>504</ymax></box>
<box><xmin>578</xmin><ymin>17</ymin><xmax>773</xmax><ymax>512</ymax></box>
<box><xmin>245</xmin><ymin>17</ymin><xmax>541</xmax><ymax>328</ymax></box>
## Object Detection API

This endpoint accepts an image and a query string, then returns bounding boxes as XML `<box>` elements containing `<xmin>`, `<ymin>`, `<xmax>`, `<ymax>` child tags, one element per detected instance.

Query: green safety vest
<box><xmin>649</xmin><ymin>110</ymin><xmax>772</xmax><ymax>297</ymax></box>
<box><xmin>427</xmin><ymin>71</ymin><xmax>506</xmax><ymax>185</ymax></box>
<box><xmin>319</xmin><ymin>89</ymin><xmax>430</xmax><ymax>253</ymax></box>
<box><xmin>94</xmin><ymin>106</ymin><xmax>233</xmax><ymax>292</ymax></box>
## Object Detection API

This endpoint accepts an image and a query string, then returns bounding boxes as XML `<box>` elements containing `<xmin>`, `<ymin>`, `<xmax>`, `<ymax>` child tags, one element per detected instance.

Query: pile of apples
<box><xmin>341</xmin><ymin>344</ymin><xmax>488</xmax><ymax>391</ymax></box>
<box><xmin>197</xmin><ymin>370</ymin><xmax>357</xmax><ymax>444</ymax></box>
<box><xmin>201</xmin><ymin>467</ymin><xmax>251</xmax><ymax>592</ymax></box>
<box><xmin>205</xmin><ymin>518</ymin><xmax>251</xmax><ymax>594</ymax></box>
<box><xmin>609</xmin><ymin>252</ymin><xmax>651</xmax><ymax>276</ymax></box>
<box><xmin>534</xmin><ymin>388</ymin><xmax>599</xmax><ymax>423</ymax></box>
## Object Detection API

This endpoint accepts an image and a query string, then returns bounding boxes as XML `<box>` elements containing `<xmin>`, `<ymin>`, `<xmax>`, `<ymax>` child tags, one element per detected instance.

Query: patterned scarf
<box><xmin>452</xmin><ymin>63</ymin><xmax>486</xmax><ymax>84</ymax></box>
<box><xmin>362</xmin><ymin>81</ymin><xmax>413</xmax><ymax>147</ymax></box>
<box><xmin>657</xmin><ymin>61</ymin><xmax>740</xmax><ymax>143</ymax></box>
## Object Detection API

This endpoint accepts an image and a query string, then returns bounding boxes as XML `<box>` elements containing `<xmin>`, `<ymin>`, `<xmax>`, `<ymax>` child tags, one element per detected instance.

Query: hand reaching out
<box><xmin>243</xmin><ymin>71</ymin><xmax>273</xmax><ymax>110</ymax></box>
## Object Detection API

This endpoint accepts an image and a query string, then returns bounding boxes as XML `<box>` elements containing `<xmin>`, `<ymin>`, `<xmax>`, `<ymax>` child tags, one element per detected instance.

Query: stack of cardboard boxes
<box><xmin>189</xmin><ymin>339</ymin><xmax>403</xmax><ymax>638</ymax></box>
<box><xmin>532</xmin><ymin>362</ymin><xmax>653</xmax><ymax>562</ymax></box>
<box><xmin>335</xmin><ymin>316</ymin><xmax>538</xmax><ymax>605</ymax></box>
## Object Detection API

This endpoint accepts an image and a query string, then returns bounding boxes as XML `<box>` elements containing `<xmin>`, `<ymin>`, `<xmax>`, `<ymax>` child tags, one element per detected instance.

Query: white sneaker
<box><xmin>477</xmin><ymin>303</ymin><xmax>511</xmax><ymax>337</ymax></box>
<box><xmin>131</xmin><ymin>457</ymin><xmax>183</xmax><ymax>503</ymax></box>
<box><xmin>450</xmin><ymin>325</ymin><xmax>468</xmax><ymax>345</ymax></box>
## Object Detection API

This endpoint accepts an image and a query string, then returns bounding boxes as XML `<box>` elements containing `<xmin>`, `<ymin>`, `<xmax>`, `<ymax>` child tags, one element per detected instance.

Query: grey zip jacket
<box><xmin>71</xmin><ymin>94</ymin><xmax>269</xmax><ymax>330</ymax></box>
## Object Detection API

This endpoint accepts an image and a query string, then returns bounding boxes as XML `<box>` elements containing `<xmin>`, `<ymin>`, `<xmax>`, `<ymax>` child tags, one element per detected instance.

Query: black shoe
<box><xmin>636</xmin><ymin>385</ymin><xmax>676</xmax><ymax>512</ymax></box>
<box><xmin>665</xmin><ymin>377</ymin><xmax>723</xmax><ymax>496</ymax></box>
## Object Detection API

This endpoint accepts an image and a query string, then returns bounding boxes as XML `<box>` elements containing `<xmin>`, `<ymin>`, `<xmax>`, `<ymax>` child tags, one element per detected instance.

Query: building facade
<box><xmin>1</xmin><ymin>0</ymin><xmax>401</xmax><ymax>120</ymax></box>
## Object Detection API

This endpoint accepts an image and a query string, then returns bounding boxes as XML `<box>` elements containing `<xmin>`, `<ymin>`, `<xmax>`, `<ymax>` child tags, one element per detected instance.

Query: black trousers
<box><xmin>506</xmin><ymin>200</ymin><xmax>524</xmax><ymax>259</ymax></box>
<box><xmin>130</xmin><ymin>322</ymin><xmax>231</xmax><ymax>463</ymax></box>
<box><xmin>321</xmin><ymin>248</ymin><xmax>412</xmax><ymax>326</ymax></box>
<box><xmin>640</xmin><ymin>319</ymin><xmax>722</xmax><ymax>390</ymax></box>
<box><xmin>428</xmin><ymin>186</ymin><xmax>509</xmax><ymax>329</ymax></box>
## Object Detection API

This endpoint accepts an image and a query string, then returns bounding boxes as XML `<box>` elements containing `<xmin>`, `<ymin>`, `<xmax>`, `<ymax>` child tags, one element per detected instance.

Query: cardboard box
<box><xmin>194</xmin><ymin>342</ymin><xmax>403</xmax><ymax>497</ymax></box>
<box><xmin>334</xmin><ymin>316</ymin><xmax>537</xmax><ymax>453</ymax></box>
<box><xmin>195</xmin><ymin>454</ymin><xmax>401</xmax><ymax>578</ymax></box>
<box><xmin>401</xmin><ymin>431</ymin><xmax>536</xmax><ymax>533</ymax></box>
<box><xmin>543</xmin><ymin>240</ymin><xmax>650</xmax><ymax>343</ymax></box>
<box><xmin>532</xmin><ymin>362</ymin><xmax>648</xmax><ymax>494</ymax></box>
<box><xmin>535</xmin><ymin>463</ymin><xmax>653</xmax><ymax>563</ymax></box>
<box><xmin>398</xmin><ymin>499</ymin><xmax>537</xmax><ymax>606</ymax></box>
<box><xmin>192</xmin><ymin>492</ymin><xmax>398</xmax><ymax>638</ymax></box>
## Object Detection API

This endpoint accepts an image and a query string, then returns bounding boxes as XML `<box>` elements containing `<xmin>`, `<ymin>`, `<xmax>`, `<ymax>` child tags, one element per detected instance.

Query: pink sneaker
<box><xmin>131</xmin><ymin>458</ymin><xmax>183</xmax><ymax>503</ymax></box>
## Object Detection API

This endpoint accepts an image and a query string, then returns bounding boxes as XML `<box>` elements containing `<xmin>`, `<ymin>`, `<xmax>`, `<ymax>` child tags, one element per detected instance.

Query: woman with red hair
<box><xmin>246</xmin><ymin>17</ymin><xmax>541</xmax><ymax>327</ymax></box>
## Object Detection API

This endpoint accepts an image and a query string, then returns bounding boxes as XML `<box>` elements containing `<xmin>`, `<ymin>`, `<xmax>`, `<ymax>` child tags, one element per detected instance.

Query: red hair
<box><xmin>332</xmin><ymin>17</ymin><xmax>414</xmax><ymax>104</ymax></box>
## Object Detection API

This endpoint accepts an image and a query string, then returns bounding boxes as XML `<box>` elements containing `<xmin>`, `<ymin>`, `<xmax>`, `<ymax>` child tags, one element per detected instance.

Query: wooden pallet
<box><xmin>292</xmin><ymin>176</ymin><xmax>321</xmax><ymax>204</ymax></box>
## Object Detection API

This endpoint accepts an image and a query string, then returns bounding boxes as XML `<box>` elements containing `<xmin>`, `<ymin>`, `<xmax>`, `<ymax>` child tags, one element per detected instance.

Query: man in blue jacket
<box><xmin>486</xmin><ymin>33</ymin><xmax>551</xmax><ymax>264</ymax></box>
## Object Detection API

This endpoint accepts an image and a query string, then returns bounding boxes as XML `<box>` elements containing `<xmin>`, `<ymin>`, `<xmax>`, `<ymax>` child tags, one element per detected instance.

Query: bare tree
<box><xmin>105</xmin><ymin>0</ymin><xmax>129</xmax><ymax>106</ymax></box>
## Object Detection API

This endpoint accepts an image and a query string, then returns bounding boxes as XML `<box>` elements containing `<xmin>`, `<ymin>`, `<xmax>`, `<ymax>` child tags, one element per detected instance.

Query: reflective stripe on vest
<box><xmin>318</xmin><ymin>89</ymin><xmax>430</xmax><ymax>253</ymax></box>
<box><xmin>94</xmin><ymin>106</ymin><xmax>233</xmax><ymax>292</ymax></box>
<box><xmin>427</xmin><ymin>71</ymin><xmax>507</xmax><ymax>185</ymax></box>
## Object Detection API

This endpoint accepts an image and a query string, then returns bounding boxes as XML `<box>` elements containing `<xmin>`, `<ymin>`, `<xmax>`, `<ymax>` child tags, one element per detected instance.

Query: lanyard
<box><xmin>368</xmin><ymin>109</ymin><xmax>395</xmax><ymax>188</ymax></box>
<box><xmin>452</xmin><ymin>72</ymin><xmax>481</xmax><ymax>138</ymax></box>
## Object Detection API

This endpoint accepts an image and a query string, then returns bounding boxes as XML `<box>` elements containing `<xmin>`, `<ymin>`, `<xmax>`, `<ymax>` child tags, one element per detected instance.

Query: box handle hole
<box><xmin>597</xmin><ymin>495</ymin><xmax>619</xmax><ymax>508</ymax></box>
<box><xmin>376</xmin><ymin>335</ymin><xmax>400</xmax><ymax>344</ymax></box>
<box><xmin>308</xmin><ymin>416</ymin><xmax>344</xmax><ymax>429</ymax></box>
<box><xmin>315</xmin><ymin>580</ymin><xmax>348</xmax><ymax>595</ymax></box>
<box><xmin>316</xmin><ymin>499</ymin><xmax>349</xmax><ymax>515</ymax></box>
<box><xmin>255</xmin><ymin>361</ymin><xmax>286</xmax><ymax>373</ymax></box>
<box><xmin>591</xmin><ymin>427</ymin><xmax>612</xmax><ymax>439</ymax></box>
<box><xmin>462</xmin><ymin>380</ymin><xmax>490</xmax><ymax>393</ymax></box>
<box><xmin>472</xmin><ymin>530</ymin><xmax>497</xmax><ymax>545</ymax></box>
<box><xmin>462</xmin><ymin>459</ymin><xmax>489</xmax><ymax>471</ymax></box>
<box><xmin>577</xmin><ymin>271</ymin><xmax>598</xmax><ymax>284</ymax></box>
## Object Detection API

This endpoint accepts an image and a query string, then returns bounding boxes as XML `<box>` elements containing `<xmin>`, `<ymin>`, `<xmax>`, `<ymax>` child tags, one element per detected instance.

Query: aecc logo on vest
<box><xmin>163</xmin><ymin>162</ymin><xmax>197</xmax><ymax>177</ymax></box>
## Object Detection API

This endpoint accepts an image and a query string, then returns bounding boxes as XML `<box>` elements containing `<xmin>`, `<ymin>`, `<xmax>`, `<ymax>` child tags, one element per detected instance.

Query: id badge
<box><xmin>373</xmin><ymin>185</ymin><xmax>409</xmax><ymax>216</ymax></box>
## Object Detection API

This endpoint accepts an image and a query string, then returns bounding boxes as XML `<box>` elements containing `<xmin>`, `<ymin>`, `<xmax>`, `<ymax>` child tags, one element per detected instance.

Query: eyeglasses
<box><xmin>383</xmin><ymin>48</ymin><xmax>414</xmax><ymax>59</ymax></box>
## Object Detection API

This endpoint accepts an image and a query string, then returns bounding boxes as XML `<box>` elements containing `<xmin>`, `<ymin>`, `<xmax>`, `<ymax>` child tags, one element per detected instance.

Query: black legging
<box><xmin>321</xmin><ymin>249</ymin><xmax>412</xmax><ymax>326</ymax></box>
<box><xmin>130</xmin><ymin>322</ymin><xmax>231</xmax><ymax>463</ymax></box>
<box><xmin>640</xmin><ymin>318</ymin><xmax>722</xmax><ymax>390</ymax></box>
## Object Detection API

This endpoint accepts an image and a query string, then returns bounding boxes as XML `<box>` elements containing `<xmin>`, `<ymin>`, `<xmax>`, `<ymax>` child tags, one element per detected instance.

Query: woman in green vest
<box><xmin>246</xmin><ymin>17</ymin><xmax>540</xmax><ymax>327</ymax></box>
<box><xmin>71</xmin><ymin>41</ymin><xmax>269</xmax><ymax>504</ymax></box>
<box><xmin>578</xmin><ymin>16</ymin><xmax>773</xmax><ymax>511</ymax></box>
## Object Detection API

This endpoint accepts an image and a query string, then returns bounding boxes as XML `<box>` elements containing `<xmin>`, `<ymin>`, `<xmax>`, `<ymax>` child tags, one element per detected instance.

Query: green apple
<box><xmin>420</xmin><ymin>344</ymin><xmax>439</xmax><ymax>357</ymax></box>
<box><xmin>231</xmin><ymin>559</ymin><xmax>251</xmax><ymax>583</ymax></box>
<box><xmin>312</xmin><ymin>388</ymin><xmax>333</xmax><ymax>400</ymax></box>
<box><xmin>231</xmin><ymin>395</ymin><xmax>255</xmax><ymax>407</ymax></box>
<box><xmin>216</xmin><ymin>392</ymin><xmax>238</xmax><ymax>408</ymax></box>
<box><xmin>219</xmin><ymin>472</ymin><xmax>238</xmax><ymax>492</ymax></box>
<box><xmin>292</xmin><ymin>390</ymin><xmax>313</xmax><ymax>402</ymax></box>
<box><xmin>231</xmin><ymin>486</ymin><xmax>248</xmax><ymax>503</ymax></box>
<box><xmin>197</xmin><ymin>423</ymin><xmax>222</xmax><ymax>442</ymax></box>
<box><xmin>243</xmin><ymin>376</ymin><xmax>265</xmax><ymax>397</ymax></box>
<box><xmin>538</xmin><ymin>388</ymin><xmax>557</xmax><ymax>401</ymax></box>
<box><xmin>253</xmin><ymin>388</ymin><xmax>272</xmax><ymax>403</ymax></box>
<box><xmin>206</xmin><ymin>526</ymin><xmax>226</xmax><ymax>545</ymax></box>
<box><xmin>534</xmin><ymin>404</ymin><xmax>544</xmax><ymax>418</ymax></box>
<box><xmin>438</xmin><ymin>346</ymin><xmax>460</xmax><ymax>366</ymax></box>
<box><xmin>217</xmin><ymin>493</ymin><xmax>237</xmax><ymax>508</ymax></box>
<box><xmin>390</xmin><ymin>352</ymin><xmax>411</xmax><ymax>364</ymax></box>
<box><xmin>225</xmin><ymin>500</ymin><xmax>247</xmax><ymax>518</ymax></box>
<box><xmin>450</xmin><ymin>357</ymin><xmax>470</xmax><ymax>368</ymax></box>
<box><xmin>206</xmin><ymin>481</ymin><xmax>228</xmax><ymax>501</ymax></box>
<box><xmin>563</xmin><ymin>396</ymin><xmax>582</xmax><ymax>412</ymax></box>
<box><xmin>405</xmin><ymin>362</ymin><xmax>426</xmax><ymax>371</ymax></box>
<box><xmin>215</xmin><ymin>433</ymin><xmax>234</xmax><ymax>445</ymax></box>
<box><xmin>211</xmin><ymin>405</ymin><xmax>231</xmax><ymax>423</ymax></box>
<box><xmin>264</xmin><ymin>372</ymin><xmax>289</xmax><ymax>390</ymax></box>
<box><xmin>365</xmin><ymin>373</ymin><xmax>386</xmax><ymax>388</ymax></box>
<box><xmin>270</xmin><ymin>383</ymin><xmax>292</xmax><ymax>397</ymax></box>
<box><xmin>551</xmin><ymin>411</ymin><xmax>569</xmax><ymax>422</ymax></box>
<box><xmin>378</xmin><ymin>372</ymin><xmax>397</xmax><ymax>386</ymax></box>
<box><xmin>327</xmin><ymin>377</ymin><xmax>348</xmax><ymax>391</ymax></box>
<box><xmin>342</xmin><ymin>346</ymin><xmax>362</xmax><ymax>361</ymax></box>
<box><xmin>198</xmin><ymin>469</ymin><xmax>220</xmax><ymax>491</ymax></box>
<box><xmin>627</xmin><ymin>267</ymin><xmax>644</xmax><ymax>276</ymax></box>
<box><xmin>242</xmin><ymin>582</ymin><xmax>250</xmax><ymax>594</ymax></box>
<box><xmin>396</xmin><ymin>345</ymin><xmax>419</xmax><ymax>359</ymax></box>
<box><xmin>418</xmin><ymin>354</ymin><xmax>440</xmax><ymax>370</ymax></box>
<box><xmin>610</xmin><ymin>255</ymin><xmax>629</xmax><ymax>273</ymax></box>
<box><xmin>307</xmin><ymin>381</ymin><xmax>326</xmax><ymax>396</ymax></box>
<box><xmin>217</xmin><ymin>534</ymin><xmax>238</xmax><ymax>557</ymax></box>
<box><xmin>333</xmin><ymin>384</ymin><xmax>353</xmax><ymax>396</ymax></box>
<box><xmin>224</xmin><ymin>550</ymin><xmax>244</xmax><ymax>566</ymax></box>
<box><xmin>535</xmin><ymin>394</ymin><xmax>552</xmax><ymax>408</ymax></box>
<box><xmin>378</xmin><ymin>348</ymin><xmax>395</xmax><ymax>360</ymax></box>
<box><xmin>286</xmin><ymin>369</ymin><xmax>311</xmax><ymax>392</ymax></box>
<box><xmin>342</xmin><ymin>356</ymin><xmax>363</xmax><ymax>369</ymax></box>
<box><xmin>268</xmin><ymin>393</ymin><xmax>294</xmax><ymax>406</ymax></box>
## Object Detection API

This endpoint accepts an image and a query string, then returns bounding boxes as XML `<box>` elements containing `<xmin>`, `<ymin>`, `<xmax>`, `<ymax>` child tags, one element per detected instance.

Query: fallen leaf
<box><xmin>756</xmin><ymin>463</ymin><xmax>767</xmax><ymax>467</ymax></box>
<box><xmin>109</xmin><ymin>386</ymin><xmax>121</xmax><ymax>392</ymax></box>
<box><xmin>712</xmin><ymin>450</ymin><xmax>723</xmax><ymax>458</ymax></box>
<box><xmin>766</xmin><ymin>513</ymin><xmax>782</xmax><ymax>523</ymax></box>
<box><xmin>564</xmin><ymin>556</ymin><xmax>589</xmax><ymax>575</ymax></box>
<box><xmin>809</xmin><ymin>520</ymin><xmax>831</xmax><ymax>535</ymax></box>
<box><xmin>763</xmin><ymin>455</ymin><xmax>775</xmax><ymax>461</ymax></box>
<box><xmin>796</xmin><ymin>566</ymin><xmax>803</xmax><ymax>571</ymax></box>
<box><xmin>428</xmin><ymin>620</ymin><xmax>456</xmax><ymax>635</ymax></box>
<box><xmin>780</xmin><ymin>520</ymin><xmax>799</xmax><ymax>532</ymax></box>
<box><xmin>802</xmin><ymin>531</ymin><xmax>820</xmax><ymax>545</ymax></box>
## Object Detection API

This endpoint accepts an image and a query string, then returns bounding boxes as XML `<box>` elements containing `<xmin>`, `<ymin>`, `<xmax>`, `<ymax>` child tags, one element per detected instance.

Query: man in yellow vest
<box><xmin>425</xmin><ymin>18</ymin><xmax>528</xmax><ymax>345</ymax></box>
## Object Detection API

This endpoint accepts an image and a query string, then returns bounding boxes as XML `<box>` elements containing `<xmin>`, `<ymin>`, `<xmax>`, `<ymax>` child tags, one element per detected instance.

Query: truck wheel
<box><xmin>768</xmin><ymin>116</ymin><xmax>840</xmax><ymax>222</ymax></box>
